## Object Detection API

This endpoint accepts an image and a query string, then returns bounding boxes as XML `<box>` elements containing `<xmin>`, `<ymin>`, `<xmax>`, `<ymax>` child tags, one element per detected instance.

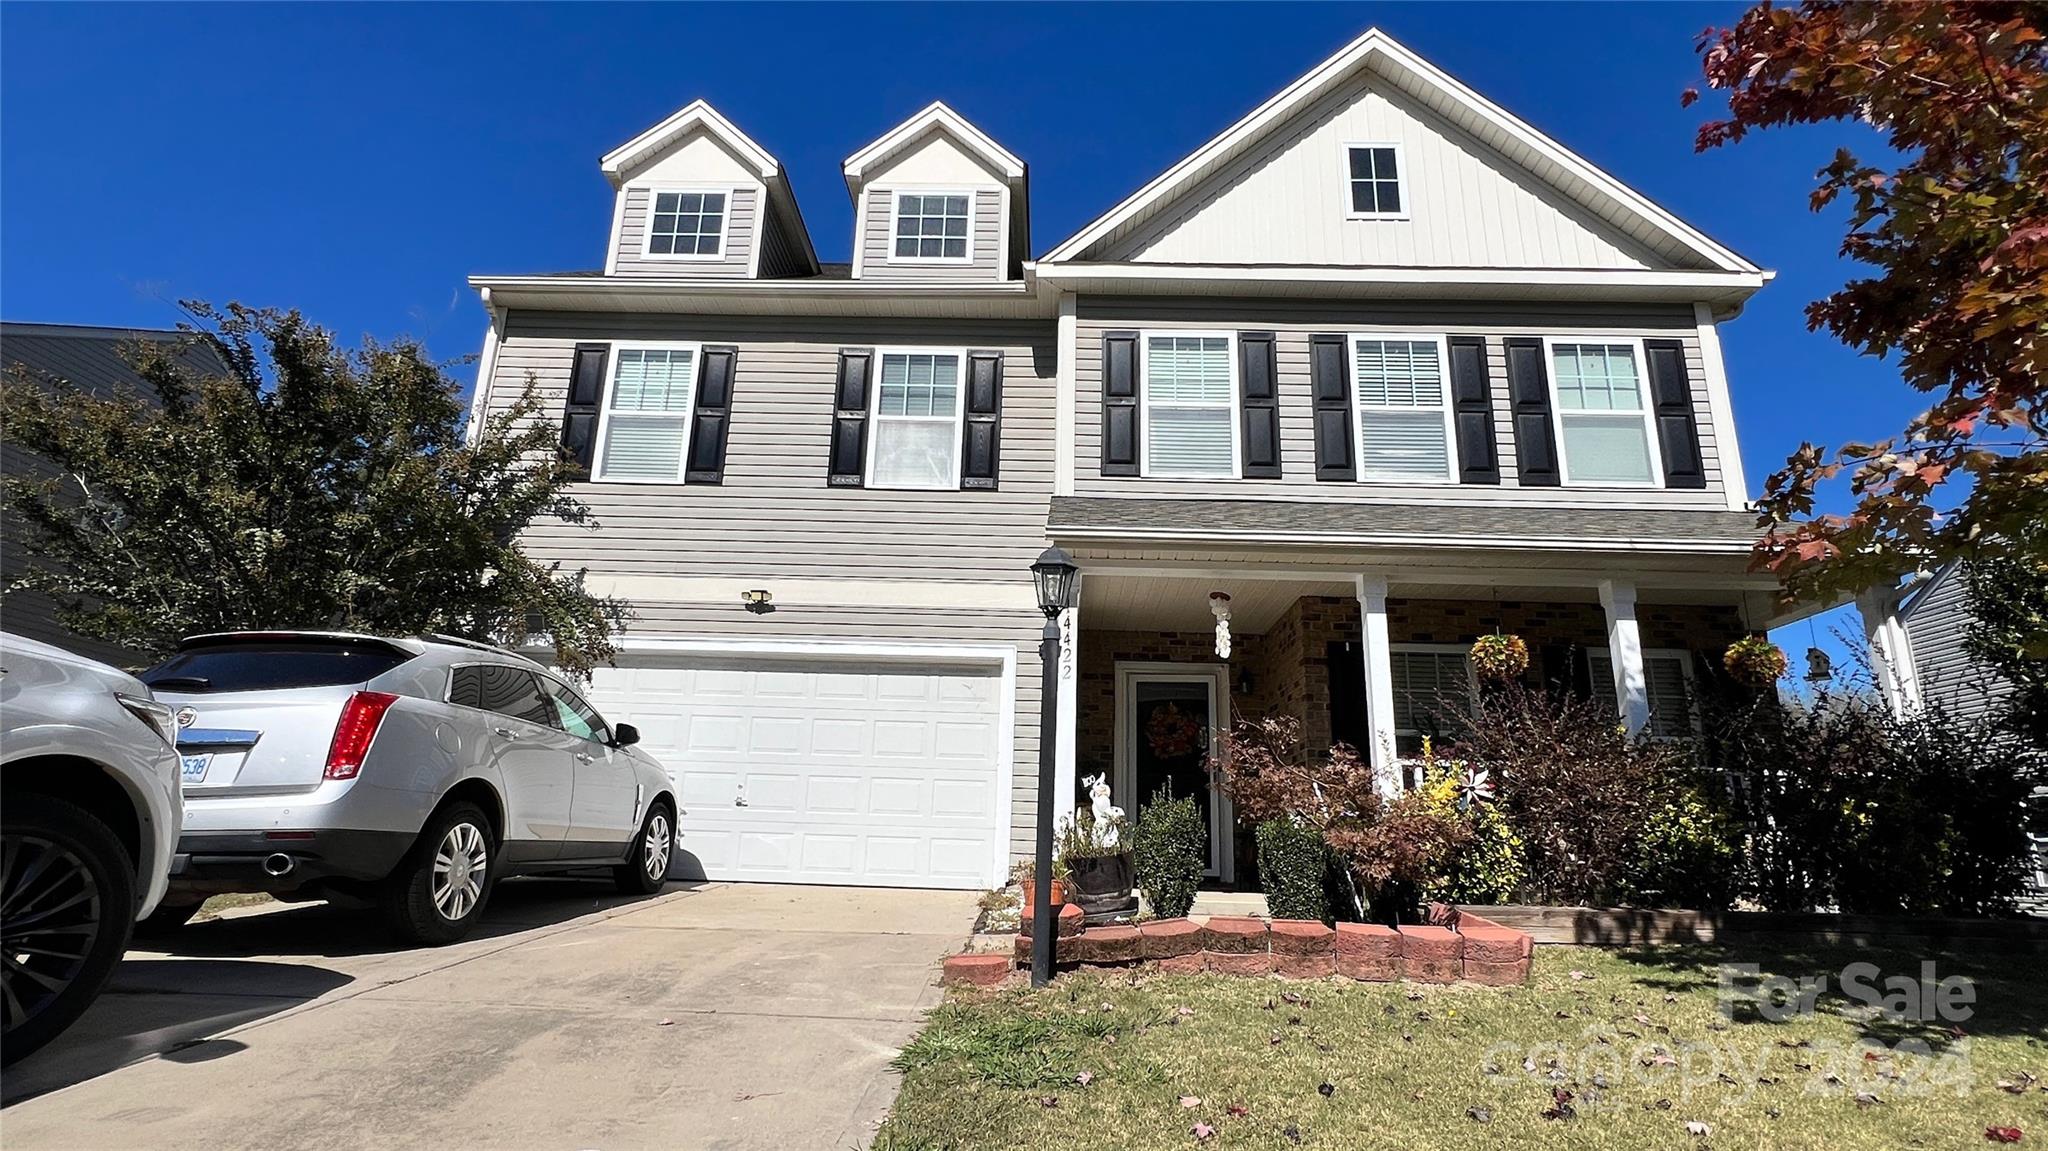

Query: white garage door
<box><xmin>583</xmin><ymin>654</ymin><xmax>1006</xmax><ymax>889</ymax></box>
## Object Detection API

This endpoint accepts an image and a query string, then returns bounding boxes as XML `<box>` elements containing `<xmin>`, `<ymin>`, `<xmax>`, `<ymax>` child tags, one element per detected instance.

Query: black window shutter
<box><xmin>562</xmin><ymin>343</ymin><xmax>609</xmax><ymax>474</ymax></box>
<box><xmin>1504</xmin><ymin>336</ymin><xmax>1560</xmax><ymax>486</ymax></box>
<box><xmin>1100</xmin><ymin>331</ymin><xmax>1140</xmax><ymax>476</ymax></box>
<box><xmin>1237</xmin><ymin>331</ymin><xmax>1281</xmax><ymax>478</ymax></box>
<box><xmin>960</xmin><ymin>350</ymin><xmax>1003</xmax><ymax>490</ymax></box>
<box><xmin>1309</xmin><ymin>333</ymin><xmax>1355</xmax><ymax>481</ymax></box>
<box><xmin>827</xmin><ymin>348</ymin><xmax>873</xmax><ymax>487</ymax></box>
<box><xmin>1643</xmin><ymin>338</ymin><xmax>1707</xmax><ymax>489</ymax></box>
<box><xmin>684</xmin><ymin>345</ymin><xmax>738</xmax><ymax>484</ymax></box>
<box><xmin>1447</xmin><ymin>335</ymin><xmax>1499</xmax><ymax>485</ymax></box>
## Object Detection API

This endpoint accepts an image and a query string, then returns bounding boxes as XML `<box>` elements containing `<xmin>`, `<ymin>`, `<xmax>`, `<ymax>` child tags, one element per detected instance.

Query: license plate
<box><xmin>180</xmin><ymin>754</ymin><xmax>211</xmax><ymax>783</ymax></box>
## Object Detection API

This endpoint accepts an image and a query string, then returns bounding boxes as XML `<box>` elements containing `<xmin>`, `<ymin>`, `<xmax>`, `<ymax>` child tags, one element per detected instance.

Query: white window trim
<box><xmin>637</xmin><ymin>185</ymin><xmax>735</xmax><ymax>262</ymax></box>
<box><xmin>1343</xmin><ymin>140</ymin><xmax>1411</xmax><ymax>222</ymax></box>
<box><xmin>1541</xmin><ymin>334</ymin><xmax>1665</xmax><ymax>489</ymax></box>
<box><xmin>886</xmin><ymin>187</ymin><xmax>977</xmax><ymax>265</ymax></box>
<box><xmin>590</xmin><ymin>340</ymin><xmax>701</xmax><ymax>485</ymax></box>
<box><xmin>1588</xmin><ymin>646</ymin><xmax>1699</xmax><ymax>740</ymax></box>
<box><xmin>1349</xmin><ymin>331</ymin><xmax>1458</xmax><ymax>484</ymax></box>
<box><xmin>1388</xmin><ymin>643</ymin><xmax>1479</xmax><ymax>744</ymax></box>
<box><xmin>864</xmin><ymin>345</ymin><xmax>968</xmax><ymax>491</ymax></box>
<box><xmin>1138</xmin><ymin>329</ymin><xmax>1241</xmax><ymax>479</ymax></box>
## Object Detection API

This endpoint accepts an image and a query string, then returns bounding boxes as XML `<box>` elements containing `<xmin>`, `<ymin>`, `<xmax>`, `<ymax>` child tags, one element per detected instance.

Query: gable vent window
<box><xmin>1547</xmin><ymin>340</ymin><xmax>1662</xmax><ymax>486</ymax></box>
<box><xmin>868</xmin><ymin>350</ymin><xmax>963</xmax><ymax>489</ymax></box>
<box><xmin>1347</xmin><ymin>145</ymin><xmax>1406</xmax><ymax>218</ymax></box>
<box><xmin>647</xmin><ymin>190</ymin><xmax>726</xmax><ymax>256</ymax></box>
<box><xmin>1352</xmin><ymin>336</ymin><xmax>1455</xmax><ymax>482</ymax></box>
<box><xmin>1141</xmin><ymin>333</ymin><xmax>1238</xmax><ymax>478</ymax></box>
<box><xmin>595</xmin><ymin>345</ymin><xmax>697</xmax><ymax>481</ymax></box>
<box><xmin>893</xmin><ymin>193</ymin><xmax>970</xmax><ymax>260</ymax></box>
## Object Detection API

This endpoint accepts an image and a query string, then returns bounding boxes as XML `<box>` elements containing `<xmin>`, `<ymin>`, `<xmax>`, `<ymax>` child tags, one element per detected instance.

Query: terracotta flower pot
<box><xmin>1022</xmin><ymin>876</ymin><xmax>1069</xmax><ymax>907</ymax></box>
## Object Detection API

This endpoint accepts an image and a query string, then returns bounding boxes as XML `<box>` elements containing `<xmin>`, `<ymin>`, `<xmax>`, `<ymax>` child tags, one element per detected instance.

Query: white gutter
<box><xmin>1047</xmin><ymin>523</ymin><xmax>1759</xmax><ymax>554</ymax></box>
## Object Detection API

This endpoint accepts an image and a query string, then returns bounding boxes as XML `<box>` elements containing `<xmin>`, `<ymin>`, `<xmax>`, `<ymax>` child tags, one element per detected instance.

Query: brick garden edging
<box><xmin>942</xmin><ymin>910</ymin><xmax>1534</xmax><ymax>988</ymax></box>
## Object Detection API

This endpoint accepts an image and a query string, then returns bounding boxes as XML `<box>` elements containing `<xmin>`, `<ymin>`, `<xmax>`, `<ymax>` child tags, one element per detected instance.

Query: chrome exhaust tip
<box><xmin>262</xmin><ymin>853</ymin><xmax>296</xmax><ymax>877</ymax></box>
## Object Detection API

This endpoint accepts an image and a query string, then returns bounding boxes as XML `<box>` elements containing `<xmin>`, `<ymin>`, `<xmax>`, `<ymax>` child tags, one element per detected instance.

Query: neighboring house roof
<box><xmin>1</xmin><ymin>320</ymin><xmax>229</xmax><ymax>397</ymax></box>
<box><xmin>1040</xmin><ymin>27</ymin><xmax>1762</xmax><ymax>279</ymax></box>
<box><xmin>1048</xmin><ymin>496</ymin><xmax>1764</xmax><ymax>553</ymax></box>
<box><xmin>599</xmin><ymin>99</ymin><xmax>821</xmax><ymax>278</ymax></box>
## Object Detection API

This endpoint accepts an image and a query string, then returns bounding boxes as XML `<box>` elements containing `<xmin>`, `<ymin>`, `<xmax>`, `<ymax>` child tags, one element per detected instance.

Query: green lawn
<box><xmin>876</xmin><ymin>943</ymin><xmax>2048</xmax><ymax>1150</ymax></box>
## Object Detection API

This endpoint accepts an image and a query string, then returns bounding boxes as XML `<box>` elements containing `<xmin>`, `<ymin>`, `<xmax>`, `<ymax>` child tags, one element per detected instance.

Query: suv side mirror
<box><xmin>611</xmin><ymin>722</ymin><xmax>640</xmax><ymax>748</ymax></box>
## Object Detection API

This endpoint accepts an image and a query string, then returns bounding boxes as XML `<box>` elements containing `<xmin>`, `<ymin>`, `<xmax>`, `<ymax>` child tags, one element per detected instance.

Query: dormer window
<box><xmin>646</xmin><ymin>190</ymin><xmax>727</xmax><ymax>257</ymax></box>
<box><xmin>892</xmin><ymin>192</ymin><xmax>971</xmax><ymax>261</ymax></box>
<box><xmin>1346</xmin><ymin>144</ymin><xmax>1406</xmax><ymax>219</ymax></box>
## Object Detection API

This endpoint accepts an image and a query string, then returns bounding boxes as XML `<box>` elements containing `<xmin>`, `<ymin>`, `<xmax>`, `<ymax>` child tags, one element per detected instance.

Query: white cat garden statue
<box><xmin>1083</xmin><ymin>773</ymin><xmax>1125</xmax><ymax>849</ymax></box>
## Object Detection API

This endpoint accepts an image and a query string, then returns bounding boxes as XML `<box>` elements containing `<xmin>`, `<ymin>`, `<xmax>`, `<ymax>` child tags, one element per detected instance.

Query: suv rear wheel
<box><xmin>381</xmin><ymin>802</ymin><xmax>496</xmax><ymax>946</ymax></box>
<box><xmin>2</xmin><ymin>794</ymin><xmax>136</xmax><ymax>1065</ymax></box>
<box><xmin>613</xmin><ymin>802</ymin><xmax>673</xmax><ymax>896</ymax></box>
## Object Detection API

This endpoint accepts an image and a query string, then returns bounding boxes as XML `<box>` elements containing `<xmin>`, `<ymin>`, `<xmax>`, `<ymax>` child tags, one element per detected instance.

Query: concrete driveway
<box><xmin>2</xmin><ymin>880</ymin><xmax>979</xmax><ymax>1150</ymax></box>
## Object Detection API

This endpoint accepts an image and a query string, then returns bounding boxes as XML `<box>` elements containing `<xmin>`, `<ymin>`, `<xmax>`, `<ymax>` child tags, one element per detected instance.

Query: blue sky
<box><xmin>2</xmin><ymin>2</ymin><xmax>1908</xmax><ymax>667</ymax></box>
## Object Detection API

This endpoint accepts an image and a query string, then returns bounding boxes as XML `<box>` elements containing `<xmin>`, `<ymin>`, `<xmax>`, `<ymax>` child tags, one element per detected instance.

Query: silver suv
<box><xmin>141</xmin><ymin>632</ymin><xmax>678</xmax><ymax>945</ymax></box>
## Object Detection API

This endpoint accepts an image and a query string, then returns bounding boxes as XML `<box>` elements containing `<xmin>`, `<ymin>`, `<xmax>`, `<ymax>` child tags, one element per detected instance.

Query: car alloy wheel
<box><xmin>1</xmin><ymin>834</ymin><xmax>104</xmax><ymax>1034</ymax></box>
<box><xmin>643</xmin><ymin>811</ymin><xmax>672</xmax><ymax>882</ymax></box>
<box><xmin>431</xmin><ymin>821</ymin><xmax>489</xmax><ymax>921</ymax></box>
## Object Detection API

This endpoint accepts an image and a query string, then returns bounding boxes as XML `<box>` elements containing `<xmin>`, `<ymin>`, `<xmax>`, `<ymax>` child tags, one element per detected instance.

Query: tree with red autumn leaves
<box><xmin>1687</xmin><ymin>3</ymin><xmax>2047</xmax><ymax>604</ymax></box>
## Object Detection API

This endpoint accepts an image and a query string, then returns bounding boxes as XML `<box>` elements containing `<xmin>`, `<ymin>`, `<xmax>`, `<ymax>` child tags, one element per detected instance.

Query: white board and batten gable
<box><xmin>843</xmin><ymin>101</ymin><xmax>1028</xmax><ymax>283</ymax></box>
<box><xmin>600</xmin><ymin>99</ymin><xmax>819</xmax><ymax>280</ymax></box>
<box><xmin>1039</xmin><ymin>28</ymin><xmax>1767</xmax><ymax>311</ymax></box>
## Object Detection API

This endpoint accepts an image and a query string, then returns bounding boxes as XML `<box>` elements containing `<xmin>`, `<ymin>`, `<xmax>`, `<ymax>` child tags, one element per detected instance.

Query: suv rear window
<box><xmin>142</xmin><ymin>641</ymin><xmax>413</xmax><ymax>693</ymax></box>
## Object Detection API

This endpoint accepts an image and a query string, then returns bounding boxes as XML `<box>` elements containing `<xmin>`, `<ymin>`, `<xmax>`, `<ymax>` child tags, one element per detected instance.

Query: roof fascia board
<box><xmin>1041</xmin><ymin>28</ymin><xmax>1758</xmax><ymax>275</ymax></box>
<box><xmin>842</xmin><ymin>101</ymin><xmax>1026</xmax><ymax>197</ymax></box>
<box><xmin>601</xmin><ymin>100</ymin><xmax>781</xmax><ymax>187</ymax></box>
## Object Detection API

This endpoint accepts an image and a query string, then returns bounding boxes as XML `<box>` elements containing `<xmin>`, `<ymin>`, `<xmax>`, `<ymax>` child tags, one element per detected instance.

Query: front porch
<box><xmin>1052</xmin><ymin>562</ymin><xmax>1766</xmax><ymax>887</ymax></box>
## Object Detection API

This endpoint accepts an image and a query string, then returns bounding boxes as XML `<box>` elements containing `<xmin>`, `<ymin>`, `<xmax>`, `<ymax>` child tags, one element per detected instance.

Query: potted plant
<box><xmin>1057</xmin><ymin>774</ymin><xmax>1139</xmax><ymax>921</ymax></box>
<box><xmin>1013</xmin><ymin>857</ymin><xmax>1069</xmax><ymax>908</ymax></box>
<box><xmin>1723</xmin><ymin>634</ymin><xmax>1788</xmax><ymax>689</ymax></box>
<box><xmin>1469</xmin><ymin>633</ymin><xmax>1530</xmax><ymax>684</ymax></box>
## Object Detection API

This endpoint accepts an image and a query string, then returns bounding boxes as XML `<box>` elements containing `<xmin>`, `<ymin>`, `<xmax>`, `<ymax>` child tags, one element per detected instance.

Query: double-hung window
<box><xmin>1389</xmin><ymin>645</ymin><xmax>1477</xmax><ymax>758</ymax></box>
<box><xmin>1352</xmin><ymin>335</ymin><xmax>1455</xmax><ymax>482</ymax></box>
<box><xmin>1588</xmin><ymin>648</ymin><xmax>1697</xmax><ymax>739</ymax></box>
<box><xmin>1140</xmin><ymin>333</ymin><xmax>1237</xmax><ymax>478</ymax></box>
<box><xmin>867</xmin><ymin>349</ymin><xmax>964</xmax><ymax>489</ymax></box>
<box><xmin>891</xmin><ymin>192</ymin><xmax>971</xmax><ymax>261</ymax></box>
<box><xmin>594</xmin><ymin>343</ymin><xmax>698</xmax><ymax>482</ymax></box>
<box><xmin>1546</xmin><ymin>339</ymin><xmax>1662</xmax><ymax>486</ymax></box>
<box><xmin>645</xmin><ymin>190</ymin><xmax>726</xmax><ymax>257</ymax></box>
<box><xmin>1346</xmin><ymin>144</ymin><xmax>1406</xmax><ymax>219</ymax></box>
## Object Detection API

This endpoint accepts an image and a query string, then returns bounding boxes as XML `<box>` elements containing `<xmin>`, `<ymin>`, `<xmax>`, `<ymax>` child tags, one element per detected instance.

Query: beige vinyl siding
<box><xmin>1902</xmin><ymin>565</ymin><xmax>2011</xmax><ymax>726</ymax></box>
<box><xmin>625</xmin><ymin>599</ymin><xmax>1048</xmax><ymax>860</ymax></box>
<box><xmin>484</xmin><ymin>310</ymin><xmax>1055</xmax><ymax>580</ymax></box>
<box><xmin>1073</xmin><ymin>297</ymin><xmax>1727</xmax><ymax>508</ymax></box>
<box><xmin>612</xmin><ymin>187</ymin><xmax>758</xmax><ymax>279</ymax></box>
<box><xmin>857</xmin><ymin>187</ymin><xmax>1005</xmax><ymax>282</ymax></box>
<box><xmin>1100</xmin><ymin>74</ymin><xmax>1665</xmax><ymax>269</ymax></box>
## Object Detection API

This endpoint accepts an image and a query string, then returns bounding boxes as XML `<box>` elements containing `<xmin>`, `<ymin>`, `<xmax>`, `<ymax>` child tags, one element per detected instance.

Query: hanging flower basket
<box><xmin>1469</xmin><ymin>633</ymin><xmax>1530</xmax><ymax>683</ymax></box>
<box><xmin>1724</xmin><ymin>635</ymin><xmax>1789</xmax><ymax>688</ymax></box>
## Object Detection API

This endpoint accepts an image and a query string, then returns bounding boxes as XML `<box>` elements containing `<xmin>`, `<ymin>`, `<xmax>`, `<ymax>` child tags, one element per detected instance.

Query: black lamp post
<box><xmin>1028</xmin><ymin>545</ymin><xmax>1079</xmax><ymax>988</ymax></box>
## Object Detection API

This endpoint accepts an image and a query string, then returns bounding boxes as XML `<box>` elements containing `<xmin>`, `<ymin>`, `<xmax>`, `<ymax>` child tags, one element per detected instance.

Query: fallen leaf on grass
<box><xmin>1467</xmin><ymin>1107</ymin><xmax>1492</xmax><ymax>1123</ymax></box>
<box><xmin>1986</xmin><ymin>1127</ymin><xmax>2023</xmax><ymax>1144</ymax></box>
<box><xmin>1177</xmin><ymin>1006</ymin><xmax>1196</xmax><ymax>1017</ymax></box>
<box><xmin>1569</xmin><ymin>969</ymin><xmax>1591</xmax><ymax>981</ymax></box>
<box><xmin>1181</xmin><ymin>1096</ymin><xmax>1203</xmax><ymax>1109</ymax></box>
<box><xmin>1686</xmin><ymin>1120</ymin><xmax>1712</xmax><ymax>1136</ymax></box>
<box><xmin>1318</xmin><ymin>1082</ymin><xmax>1336</xmax><ymax>1098</ymax></box>
<box><xmin>1854</xmin><ymin>1092</ymin><xmax>1883</xmax><ymax>1108</ymax></box>
<box><xmin>1226</xmin><ymin>1103</ymin><xmax>1249</xmax><ymax>1118</ymax></box>
<box><xmin>1039</xmin><ymin>1096</ymin><xmax>1058</xmax><ymax>1108</ymax></box>
<box><xmin>1282</xmin><ymin>1124</ymin><xmax>1302</xmax><ymax>1144</ymax></box>
<box><xmin>2000</xmin><ymin>1079</ymin><xmax>2030</xmax><ymax>1095</ymax></box>
<box><xmin>1541</xmin><ymin>1087</ymin><xmax>1575</xmax><ymax>1121</ymax></box>
<box><xmin>1192</xmin><ymin>1123</ymin><xmax>1215</xmax><ymax>1141</ymax></box>
<box><xmin>1075</xmin><ymin>1071</ymin><xmax>1093</xmax><ymax>1087</ymax></box>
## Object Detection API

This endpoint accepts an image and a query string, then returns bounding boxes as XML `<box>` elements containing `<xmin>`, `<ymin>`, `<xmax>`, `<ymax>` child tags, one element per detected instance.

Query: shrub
<box><xmin>1132</xmin><ymin>783</ymin><xmax>1205</xmax><ymax>919</ymax></box>
<box><xmin>1256</xmin><ymin>818</ymin><xmax>1334</xmax><ymax>924</ymax></box>
<box><xmin>1615</xmin><ymin>787</ymin><xmax>1738</xmax><ymax>909</ymax></box>
<box><xmin>1413</xmin><ymin>762</ymin><xmax>1527</xmax><ymax>906</ymax></box>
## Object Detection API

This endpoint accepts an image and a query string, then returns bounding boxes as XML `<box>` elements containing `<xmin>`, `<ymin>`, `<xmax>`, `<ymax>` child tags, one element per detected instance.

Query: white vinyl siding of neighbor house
<box><xmin>1097</xmin><ymin>74</ymin><xmax>1665</xmax><ymax>270</ymax></box>
<box><xmin>479</xmin><ymin>310</ymin><xmax>1058</xmax><ymax>862</ymax></box>
<box><xmin>857</xmin><ymin>187</ymin><xmax>1004</xmax><ymax>282</ymax></box>
<box><xmin>612</xmin><ymin>186</ymin><xmax>759</xmax><ymax>278</ymax></box>
<box><xmin>1073</xmin><ymin>297</ymin><xmax>1728</xmax><ymax>507</ymax></box>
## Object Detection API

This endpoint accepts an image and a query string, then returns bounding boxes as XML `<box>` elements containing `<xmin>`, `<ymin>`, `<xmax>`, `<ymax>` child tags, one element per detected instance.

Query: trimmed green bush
<box><xmin>1616</xmin><ymin>788</ymin><xmax>1737</xmax><ymax>909</ymax></box>
<box><xmin>1255</xmin><ymin>818</ymin><xmax>1334</xmax><ymax>924</ymax></box>
<box><xmin>1133</xmin><ymin>783</ymin><xmax>1205</xmax><ymax>919</ymax></box>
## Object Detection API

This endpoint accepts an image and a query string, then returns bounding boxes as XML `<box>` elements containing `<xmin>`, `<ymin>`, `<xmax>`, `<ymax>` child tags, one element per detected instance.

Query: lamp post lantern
<box><xmin>1027</xmin><ymin>545</ymin><xmax>1078</xmax><ymax>988</ymax></box>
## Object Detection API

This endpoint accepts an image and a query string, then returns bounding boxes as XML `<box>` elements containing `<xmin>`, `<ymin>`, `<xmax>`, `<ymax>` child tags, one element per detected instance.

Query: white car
<box><xmin>0</xmin><ymin>631</ymin><xmax>182</xmax><ymax>1065</ymax></box>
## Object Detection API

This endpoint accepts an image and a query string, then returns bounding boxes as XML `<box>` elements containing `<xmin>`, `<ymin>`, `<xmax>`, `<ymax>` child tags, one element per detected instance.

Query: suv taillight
<box><xmin>325</xmin><ymin>691</ymin><xmax>399</xmax><ymax>780</ymax></box>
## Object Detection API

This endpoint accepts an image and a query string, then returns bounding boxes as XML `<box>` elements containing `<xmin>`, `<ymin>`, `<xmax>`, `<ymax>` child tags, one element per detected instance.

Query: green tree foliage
<box><xmin>1132</xmin><ymin>783</ymin><xmax>1205</xmax><ymax>920</ymax></box>
<box><xmin>2</xmin><ymin>302</ymin><xmax>625</xmax><ymax>677</ymax></box>
<box><xmin>1688</xmin><ymin>4</ymin><xmax>2048</xmax><ymax>603</ymax></box>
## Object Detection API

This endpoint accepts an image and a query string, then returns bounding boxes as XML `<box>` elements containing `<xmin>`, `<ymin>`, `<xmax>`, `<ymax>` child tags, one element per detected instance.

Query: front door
<box><xmin>1115</xmin><ymin>666</ymin><xmax>1232</xmax><ymax>880</ymax></box>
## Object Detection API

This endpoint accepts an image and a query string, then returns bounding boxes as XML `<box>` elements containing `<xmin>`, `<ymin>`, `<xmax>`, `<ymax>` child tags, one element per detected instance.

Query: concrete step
<box><xmin>1188</xmin><ymin>891</ymin><xmax>1270</xmax><ymax>919</ymax></box>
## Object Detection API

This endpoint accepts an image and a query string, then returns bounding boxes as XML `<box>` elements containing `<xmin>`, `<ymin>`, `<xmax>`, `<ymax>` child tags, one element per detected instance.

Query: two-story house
<box><xmin>467</xmin><ymin>28</ymin><xmax>1790</xmax><ymax>892</ymax></box>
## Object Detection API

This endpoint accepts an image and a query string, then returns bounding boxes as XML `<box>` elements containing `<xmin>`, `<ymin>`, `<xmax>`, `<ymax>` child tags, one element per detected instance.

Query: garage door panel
<box><xmin>584</xmin><ymin>654</ymin><xmax>1004</xmax><ymax>890</ymax></box>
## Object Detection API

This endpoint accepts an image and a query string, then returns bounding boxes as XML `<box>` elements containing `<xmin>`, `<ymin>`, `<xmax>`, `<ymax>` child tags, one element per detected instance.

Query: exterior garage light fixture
<box><xmin>740</xmin><ymin>589</ymin><xmax>774</xmax><ymax>614</ymax></box>
<box><xmin>1030</xmin><ymin>547</ymin><xmax>1079</xmax><ymax>618</ymax></box>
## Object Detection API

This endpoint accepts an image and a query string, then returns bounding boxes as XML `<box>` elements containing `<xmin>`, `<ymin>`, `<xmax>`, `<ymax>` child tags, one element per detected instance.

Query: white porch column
<box><xmin>1355</xmin><ymin>574</ymin><xmax>1400</xmax><ymax>797</ymax></box>
<box><xmin>1052</xmin><ymin>571</ymin><xmax>1082</xmax><ymax>829</ymax></box>
<box><xmin>1856</xmin><ymin>584</ymin><xmax>1921</xmax><ymax>715</ymax></box>
<box><xmin>1599</xmin><ymin>579</ymin><xmax>1651</xmax><ymax>735</ymax></box>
